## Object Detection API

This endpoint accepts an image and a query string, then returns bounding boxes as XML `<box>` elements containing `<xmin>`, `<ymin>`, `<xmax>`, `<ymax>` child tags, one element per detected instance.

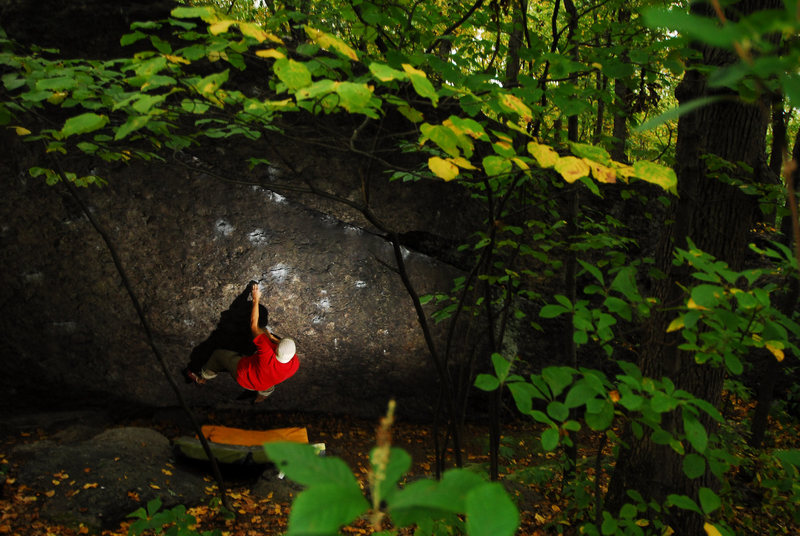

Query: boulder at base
<box><xmin>12</xmin><ymin>427</ymin><xmax>208</xmax><ymax>529</ymax></box>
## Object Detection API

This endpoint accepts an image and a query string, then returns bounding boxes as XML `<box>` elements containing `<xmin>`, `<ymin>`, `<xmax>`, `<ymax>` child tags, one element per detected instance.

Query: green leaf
<box><xmin>666</xmin><ymin>494</ymin><xmax>702</xmax><ymax>515</ymax></box>
<box><xmin>114</xmin><ymin>115</ymin><xmax>150</xmax><ymax>140</ymax></box>
<box><xmin>569</xmin><ymin>142</ymin><xmax>612</xmax><ymax>166</ymax></box>
<box><xmin>610</xmin><ymin>266</ymin><xmax>641</xmax><ymax>303</ymax></box>
<box><xmin>420</xmin><ymin>123</ymin><xmax>461</xmax><ymax>158</ymax></box>
<box><xmin>369</xmin><ymin>62</ymin><xmax>407</xmax><ymax>82</ymax></box>
<box><xmin>170</xmin><ymin>6</ymin><xmax>216</xmax><ymax>19</ymax></box>
<box><xmin>482</xmin><ymin>155</ymin><xmax>512</xmax><ymax>177</ymax></box>
<box><xmin>604</xmin><ymin>296</ymin><xmax>632</xmax><ymax>321</ymax></box>
<box><xmin>402</xmin><ymin>63</ymin><xmax>438</xmax><ymax>106</ymax></box>
<box><xmin>651</xmin><ymin>392</ymin><xmax>678</xmax><ymax>413</ymax></box>
<box><xmin>632</xmin><ymin>160</ymin><xmax>677</xmax><ymax>194</ymax></box>
<box><xmin>635</xmin><ymin>96</ymin><xmax>723</xmax><ymax>133</ymax></box>
<box><xmin>390</xmin><ymin>469</ymin><xmax>484</xmax><ymax>513</ymax></box>
<box><xmin>60</xmin><ymin>113</ymin><xmax>109</xmax><ymax>137</ymax></box>
<box><xmin>264</xmin><ymin>442</ymin><xmax>360</xmax><ymax>488</ymax></box>
<box><xmin>642</xmin><ymin>8</ymin><xmax>734</xmax><ymax>47</ymax></box>
<box><xmin>542</xmin><ymin>367</ymin><xmax>575</xmax><ymax>398</ymax></box>
<box><xmin>540</xmin><ymin>304</ymin><xmax>567</xmax><ymax>319</ymax></box>
<box><xmin>547</xmin><ymin>401</ymin><xmax>569</xmax><ymax>422</ymax></box>
<box><xmin>683</xmin><ymin>412</ymin><xmax>708</xmax><ymax>453</ymax></box>
<box><xmin>578</xmin><ymin>259</ymin><xmax>604</xmax><ymax>285</ymax></box>
<box><xmin>564</xmin><ymin>380</ymin><xmax>599</xmax><ymax>409</ymax></box>
<box><xmin>464</xmin><ymin>483</ymin><xmax>520</xmax><ymax>536</ymax></box>
<box><xmin>287</xmin><ymin>484</ymin><xmax>368</xmax><ymax>536</ymax></box>
<box><xmin>682</xmin><ymin>453</ymin><xmax>706</xmax><ymax>479</ymax></box>
<box><xmin>121</xmin><ymin>31</ymin><xmax>148</xmax><ymax>47</ymax></box>
<box><xmin>724</xmin><ymin>353</ymin><xmax>743</xmax><ymax>375</ymax></box>
<box><xmin>508</xmin><ymin>382</ymin><xmax>538</xmax><ymax>415</ymax></box>
<box><xmin>274</xmin><ymin>58</ymin><xmax>312</xmax><ymax>91</ymax></box>
<box><xmin>474</xmin><ymin>374</ymin><xmax>500</xmax><ymax>392</ymax></box>
<box><xmin>601</xmin><ymin>59</ymin><xmax>635</xmax><ymax>80</ymax></box>
<box><xmin>36</xmin><ymin>76</ymin><xmax>78</xmax><ymax>91</ymax></box>
<box><xmin>698</xmin><ymin>487</ymin><xmax>721</xmax><ymax>514</ymax></box>
<box><xmin>780</xmin><ymin>73</ymin><xmax>800</xmax><ymax>110</ymax></box>
<box><xmin>585</xmin><ymin>400</ymin><xmax>615</xmax><ymax>431</ymax></box>
<box><xmin>491</xmin><ymin>353</ymin><xmax>512</xmax><ymax>382</ymax></box>
<box><xmin>541</xmin><ymin>427</ymin><xmax>559</xmax><ymax>451</ymax></box>
<box><xmin>335</xmin><ymin>82</ymin><xmax>374</xmax><ymax>114</ymax></box>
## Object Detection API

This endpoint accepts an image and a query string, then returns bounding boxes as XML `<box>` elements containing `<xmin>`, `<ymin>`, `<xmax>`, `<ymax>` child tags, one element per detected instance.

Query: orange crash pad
<box><xmin>201</xmin><ymin>425</ymin><xmax>308</xmax><ymax>446</ymax></box>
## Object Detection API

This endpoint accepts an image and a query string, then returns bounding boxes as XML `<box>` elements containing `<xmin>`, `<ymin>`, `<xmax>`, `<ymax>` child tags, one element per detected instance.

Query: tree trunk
<box><xmin>504</xmin><ymin>0</ymin><xmax>526</xmax><ymax>87</ymax></box>
<box><xmin>606</xmin><ymin>1</ymin><xmax>779</xmax><ymax>533</ymax></box>
<box><xmin>749</xmin><ymin>125</ymin><xmax>800</xmax><ymax>448</ymax></box>
<box><xmin>610</xmin><ymin>9</ymin><xmax>632</xmax><ymax>162</ymax></box>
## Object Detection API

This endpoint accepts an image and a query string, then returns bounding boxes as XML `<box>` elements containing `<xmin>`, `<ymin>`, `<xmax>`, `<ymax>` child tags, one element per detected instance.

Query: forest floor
<box><xmin>1</xmin><ymin>402</ymin><xmax>798</xmax><ymax>536</ymax></box>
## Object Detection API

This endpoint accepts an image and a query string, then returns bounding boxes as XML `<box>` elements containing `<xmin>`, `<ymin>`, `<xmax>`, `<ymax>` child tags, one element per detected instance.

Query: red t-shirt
<box><xmin>235</xmin><ymin>333</ymin><xmax>299</xmax><ymax>391</ymax></box>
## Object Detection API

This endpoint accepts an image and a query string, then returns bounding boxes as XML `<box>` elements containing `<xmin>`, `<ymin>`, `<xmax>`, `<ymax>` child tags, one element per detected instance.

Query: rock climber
<box><xmin>184</xmin><ymin>282</ymin><xmax>299</xmax><ymax>403</ymax></box>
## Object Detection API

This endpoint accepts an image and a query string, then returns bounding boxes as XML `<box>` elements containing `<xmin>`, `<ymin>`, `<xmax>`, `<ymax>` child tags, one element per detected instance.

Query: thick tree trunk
<box><xmin>606</xmin><ymin>1</ymin><xmax>779</xmax><ymax>534</ymax></box>
<box><xmin>610</xmin><ymin>9</ymin><xmax>632</xmax><ymax>162</ymax></box>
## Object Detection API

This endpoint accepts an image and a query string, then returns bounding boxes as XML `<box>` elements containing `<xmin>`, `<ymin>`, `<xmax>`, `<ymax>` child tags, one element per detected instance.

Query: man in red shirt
<box><xmin>185</xmin><ymin>283</ymin><xmax>299</xmax><ymax>403</ymax></box>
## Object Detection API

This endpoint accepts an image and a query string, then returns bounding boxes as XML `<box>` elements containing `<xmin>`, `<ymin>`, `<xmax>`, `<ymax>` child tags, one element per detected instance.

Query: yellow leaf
<box><xmin>586</xmin><ymin>158</ymin><xmax>617</xmax><ymax>183</ymax></box>
<box><xmin>666</xmin><ymin>317</ymin><xmax>684</xmax><ymax>333</ymax></box>
<box><xmin>498</xmin><ymin>93</ymin><xmax>533</xmax><ymax>122</ymax></box>
<box><xmin>239</xmin><ymin>22</ymin><xmax>282</xmax><ymax>43</ymax></box>
<box><xmin>528</xmin><ymin>142</ymin><xmax>559</xmax><ymax>168</ymax></box>
<box><xmin>512</xmin><ymin>157</ymin><xmax>530</xmax><ymax>171</ymax></box>
<box><xmin>209</xmin><ymin>20</ymin><xmax>235</xmax><ymax>35</ymax></box>
<box><xmin>765</xmin><ymin>341</ymin><xmax>785</xmax><ymax>362</ymax></box>
<box><xmin>429</xmin><ymin>156</ymin><xmax>460</xmax><ymax>181</ymax></box>
<box><xmin>150</xmin><ymin>483</ymin><xmax>161</xmax><ymax>490</ymax></box>
<box><xmin>164</xmin><ymin>54</ymin><xmax>190</xmax><ymax>65</ymax></box>
<box><xmin>45</xmin><ymin>490</ymin><xmax>56</xmax><ymax>497</ymax></box>
<box><xmin>397</xmin><ymin>105</ymin><xmax>424</xmax><ymax>123</ymax></box>
<box><xmin>47</xmin><ymin>92</ymin><xmax>68</xmax><ymax>105</ymax></box>
<box><xmin>12</xmin><ymin>126</ymin><xmax>31</xmax><ymax>136</ymax></box>
<box><xmin>305</xmin><ymin>26</ymin><xmax>358</xmax><ymax>61</ymax></box>
<box><xmin>609</xmin><ymin>390</ymin><xmax>621</xmax><ymax>403</ymax></box>
<box><xmin>703</xmin><ymin>522</ymin><xmax>723</xmax><ymax>536</ymax></box>
<box><xmin>534</xmin><ymin>513</ymin><xmax>546</xmax><ymax>523</ymax></box>
<box><xmin>255</xmin><ymin>49</ymin><xmax>286</xmax><ymax>59</ymax></box>
<box><xmin>161</xmin><ymin>469</ymin><xmax>173</xmax><ymax>476</ymax></box>
<box><xmin>687</xmin><ymin>298</ymin><xmax>709</xmax><ymax>310</ymax></box>
<box><xmin>450</xmin><ymin>156</ymin><xmax>476</xmax><ymax>170</ymax></box>
<box><xmin>615</xmin><ymin>163</ymin><xmax>635</xmax><ymax>182</ymax></box>
<box><xmin>83</xmin><ymin>483</ymin><xmax>98</xmax><ymax>489</ymax></box>
<box><xmin>554</xmin><ymin>156</ymin><xmax>591</xmax><ymax>183</ymax></box>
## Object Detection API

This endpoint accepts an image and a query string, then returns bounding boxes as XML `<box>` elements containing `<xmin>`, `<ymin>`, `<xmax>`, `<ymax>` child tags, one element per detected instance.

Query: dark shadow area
<box><xmin>185</xmin><ymin>282</ymin><xmax>268</xmax><ymax>376</ymax></box>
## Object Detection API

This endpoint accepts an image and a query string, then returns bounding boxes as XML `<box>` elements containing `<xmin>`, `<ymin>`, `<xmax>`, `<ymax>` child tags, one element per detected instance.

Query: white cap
<box><xmin>276</xmin><ymin>338</ymin><xmax>296</xmax><ymax>363</ymax></box>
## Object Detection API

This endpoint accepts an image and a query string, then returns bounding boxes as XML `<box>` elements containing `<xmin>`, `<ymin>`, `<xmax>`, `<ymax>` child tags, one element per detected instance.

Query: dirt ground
<box><xmin>0</xmin><ymin>406</ymin><xmax>552</xmax><ymax>536</ymax></box>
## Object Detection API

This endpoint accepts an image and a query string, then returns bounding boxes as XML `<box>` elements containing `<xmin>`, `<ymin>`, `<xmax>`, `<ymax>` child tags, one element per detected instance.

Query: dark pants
<box><xmin>201</xmin><ymin>349</ymin><xmax>274</xmax><ymax>396</ymax></box>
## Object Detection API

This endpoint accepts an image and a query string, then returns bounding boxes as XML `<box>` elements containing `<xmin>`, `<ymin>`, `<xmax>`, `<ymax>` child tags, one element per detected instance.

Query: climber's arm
<box><xmin>250</xmin><ymin>284</ymin><xmax>265</xmax><ymax>338</ymax></box>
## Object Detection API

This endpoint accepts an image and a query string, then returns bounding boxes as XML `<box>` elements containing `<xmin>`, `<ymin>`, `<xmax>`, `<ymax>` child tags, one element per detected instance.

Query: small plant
<box><xmin>128</xmin><ymin>498</ymin><xmax>221</xmax><ymax>536</ymax></box>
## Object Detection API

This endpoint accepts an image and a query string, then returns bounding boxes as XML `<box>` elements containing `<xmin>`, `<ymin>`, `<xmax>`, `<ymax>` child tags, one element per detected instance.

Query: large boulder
<box><xmin>0</xmin><ymin>135</ymin><xmax>472</xmax><ymax>419</ymax></box>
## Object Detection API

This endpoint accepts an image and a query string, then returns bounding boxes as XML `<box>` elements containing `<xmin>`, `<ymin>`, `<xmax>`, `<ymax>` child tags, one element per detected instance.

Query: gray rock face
<box><xmin>0</xmin><ymin>142</ymin><xmax>467</xmax><ymax>419</ymax></box>
<box><xmin>12</xmin><ymin>427</ymin><xmax>208</xmax><ymax>529</ymax></box>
